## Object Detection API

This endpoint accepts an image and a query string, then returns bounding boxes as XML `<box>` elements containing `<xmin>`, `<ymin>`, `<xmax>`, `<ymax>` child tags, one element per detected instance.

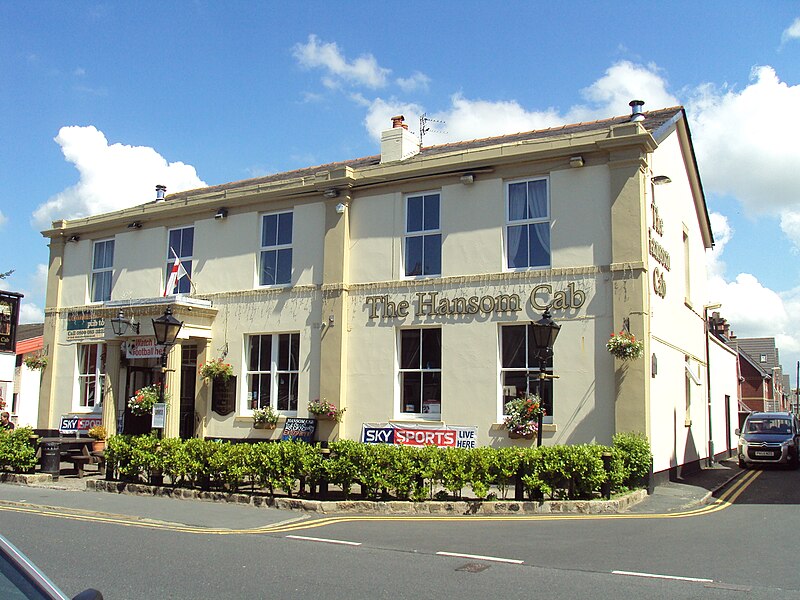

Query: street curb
<box><xmin>683</xmin><ymin>468</ymin><xmax>745</xmax><ymax>510</ymax></box>
<box><xmin>81</xmin><ymin>479</ymin><xmax>648</xmax><ymax>516</ymax></box>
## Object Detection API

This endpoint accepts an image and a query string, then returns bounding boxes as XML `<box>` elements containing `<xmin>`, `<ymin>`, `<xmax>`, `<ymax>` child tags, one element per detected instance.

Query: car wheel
<box><xmin>738</xmin><ymin>457</ymin><xmax>748</xmax><ymax>469</ymax></box>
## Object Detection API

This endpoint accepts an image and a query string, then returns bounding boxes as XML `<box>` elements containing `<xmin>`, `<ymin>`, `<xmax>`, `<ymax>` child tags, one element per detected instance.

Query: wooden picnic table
<box><xmin>37</xmin><ymin>437</ymin><xmax>99</xmax><ymax>477</ymax></box>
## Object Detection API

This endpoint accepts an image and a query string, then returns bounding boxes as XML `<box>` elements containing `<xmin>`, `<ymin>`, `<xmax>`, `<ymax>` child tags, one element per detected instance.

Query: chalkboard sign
<box><xmin>211</xmin><ymin>376</ymin><xmax>237</xmax><ymax>416</ymax></box>
<box><xmin>281</xmin><ymin>418</ymin><xmax>317</xmax><ymax>443</ymax></box>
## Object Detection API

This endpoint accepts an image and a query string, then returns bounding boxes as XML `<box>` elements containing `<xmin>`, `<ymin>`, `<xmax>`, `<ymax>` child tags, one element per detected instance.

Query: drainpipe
<box><xmin>704</xmin><ymin>304</ymin><xmax>721</xmax><ymax>466</ymax></box>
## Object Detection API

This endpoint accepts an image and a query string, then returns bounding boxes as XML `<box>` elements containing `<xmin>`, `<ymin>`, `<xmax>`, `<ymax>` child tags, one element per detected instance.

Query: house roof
<box><xmin>44</xmin><ymin>105</ymin><xmax>713</xmax><ymax>248</ymax></box>
<box><xmin>736</xmin><ymin>338</ymin><xmax>781</xmax><ymax>372</ymax></box>
<box><xmin>16</xmin><ymin>323</ymin><xmax>43</xmax><ymax>342</ymax></box>
<box><xmin>163</xmin><ymin>106</ymin><xmax>687</xmax><ymax>203</ymax></box>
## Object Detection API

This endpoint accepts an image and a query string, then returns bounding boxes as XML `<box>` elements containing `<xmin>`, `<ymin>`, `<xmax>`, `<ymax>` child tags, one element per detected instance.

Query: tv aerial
<box><xmin>419</xmin><ymin>113</ymin><xmax>446</xmax><ymax>148</ymax></box>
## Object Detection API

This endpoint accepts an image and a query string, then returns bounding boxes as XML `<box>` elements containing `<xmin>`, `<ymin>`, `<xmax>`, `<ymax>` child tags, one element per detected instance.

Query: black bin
<box><xmin>40</xmin><ymin>442</ymin><xmax>60</xmax><ymax>480</ymax></box>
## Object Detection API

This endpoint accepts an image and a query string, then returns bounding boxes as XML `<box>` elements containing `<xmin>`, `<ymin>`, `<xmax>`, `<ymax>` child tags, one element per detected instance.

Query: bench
<box><xmin>64</xmin><ymin>454</ymin><xmax>99</xmax><ymax>478</ymax></box>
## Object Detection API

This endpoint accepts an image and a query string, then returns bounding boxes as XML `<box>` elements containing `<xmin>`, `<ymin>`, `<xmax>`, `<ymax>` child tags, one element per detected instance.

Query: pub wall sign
<box><xmin>365</xmin><ymin>283</ymin><xmax>587</xmax><ymax>321</ymax></box>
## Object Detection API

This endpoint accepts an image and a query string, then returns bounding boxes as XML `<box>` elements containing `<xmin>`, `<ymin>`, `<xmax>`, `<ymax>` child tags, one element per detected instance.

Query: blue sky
<box><xmin>3</xmin><ymin>1</ymin><xmax>800</xmax><ymax>374</ymax></box>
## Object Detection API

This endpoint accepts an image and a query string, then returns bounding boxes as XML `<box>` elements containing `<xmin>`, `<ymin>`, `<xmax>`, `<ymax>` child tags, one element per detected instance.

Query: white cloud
<box><xmin>18</xmin><ymin>302</ymin><xmax>44</xmax><ymax>324</ymax></box>
<box><xmin>570</xmin><ymin>60</ymin><xmax>679</xmax><ymax>122</ymax></box>
<box><xmin>781</xmin><ymin>17</ymin><xmax>800</xmax><ymax>44</ymax></box>
<box><xmin>361</xmin><ymin>61</ymin><xmax>680</xmax><ymax>146</ymax></box>
<box><xmin>293</xmin><ymin>35</ymin><xmax>390</xmax><ymax>89</ymax></box>
<box><xmin>0</xmin><ymin>211</ymin><xmax>6</xmax><ymax>228</ymax></box>
<box><xmin>33</xmin><ymin>126</ymin><xmax>206</xmax><ymax>228</ymax></box>
<box><xmin>687</xmin><ymin>66</ymin><xmax>800</xmax><ymax>218</ymax></box>
<box><xmin>706</xmin><ymin>212</ymin><xmax>733</xmax><ymax>278</ymax></box>
<box><xmin>396</xmin><ymin>71</ymin><xmax>430</xmax><ymax>93</ymax></box>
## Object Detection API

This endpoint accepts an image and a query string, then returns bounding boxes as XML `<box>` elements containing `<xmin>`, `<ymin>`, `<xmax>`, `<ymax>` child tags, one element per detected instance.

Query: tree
<box><xmin>0</xmin><ymin>270</ymin><xmax>13</xmax><ymax>280</ymax></box>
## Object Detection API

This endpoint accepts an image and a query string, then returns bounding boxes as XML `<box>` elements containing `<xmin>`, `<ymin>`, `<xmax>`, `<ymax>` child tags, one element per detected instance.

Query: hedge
<box><xmin>105</xmin><ymin>432</ymin><xmax>652</xmax><ymax>501</ymax></box>
<box><xmin>0</xmin><ymin>427</ymin><xmax>38</xmax><ymax>473</ymax></box>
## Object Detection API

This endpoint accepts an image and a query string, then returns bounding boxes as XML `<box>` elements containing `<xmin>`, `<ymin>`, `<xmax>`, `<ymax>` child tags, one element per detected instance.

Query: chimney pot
<box><xmin>155</xmin><ymin>184</ymin><xmax>167</xmax><ymax>202</ymax></box>
<box><xmin>629</xmin><ymin>100</ymin><xmax>645</xmax><ymax>122</ymax></box>
<box><xmin>391</xmin><ymin>115</ymin><xmax>406</xmax><ymax>129</ymax></box>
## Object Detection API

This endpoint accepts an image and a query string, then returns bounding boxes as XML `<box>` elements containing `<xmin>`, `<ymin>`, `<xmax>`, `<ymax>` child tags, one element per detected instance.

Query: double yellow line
<box><xmin>0</xmin><ymin>469</ymin><xmax>759</xmax><ymax>535</ymax></box>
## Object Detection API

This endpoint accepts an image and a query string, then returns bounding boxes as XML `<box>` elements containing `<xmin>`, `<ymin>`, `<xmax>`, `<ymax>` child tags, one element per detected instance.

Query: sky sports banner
<box><xmin>361</xmin><ymin>423</ymin><xmax>477</xmax><ymax>448</ymax></box>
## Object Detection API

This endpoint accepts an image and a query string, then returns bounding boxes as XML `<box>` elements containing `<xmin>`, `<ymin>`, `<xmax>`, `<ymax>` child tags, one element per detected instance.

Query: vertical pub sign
<box><xmin>0</xmin><ymin>292</ymin><xmax>23</xmax><ymax>354</ymax></box>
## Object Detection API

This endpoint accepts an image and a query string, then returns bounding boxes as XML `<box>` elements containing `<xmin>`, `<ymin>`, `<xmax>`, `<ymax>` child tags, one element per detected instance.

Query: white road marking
<box><xmin>436</xmin><ymin>551</ymin><xmax>524</xmax><ymax>565</ymax></box>
<box><xmin>285</xmin><ymin>534</ymin><xmax>361</xmax><ymax>546</ymax></box>
<box><xmin>612</xmin><ymin>570</ymin><xmax>713</xmax><ymax>583</ymax></box>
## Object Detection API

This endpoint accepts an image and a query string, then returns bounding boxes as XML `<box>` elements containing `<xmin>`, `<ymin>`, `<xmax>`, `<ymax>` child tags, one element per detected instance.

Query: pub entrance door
<box><xmin>123</xmin><ymin>365</ymin><xmax>156</xmax><ymax>435</ymax></box>
<box><xmin>179</xmin><ymin>345</ymin><xmax>198</xmax><ymax>440</ymax></box>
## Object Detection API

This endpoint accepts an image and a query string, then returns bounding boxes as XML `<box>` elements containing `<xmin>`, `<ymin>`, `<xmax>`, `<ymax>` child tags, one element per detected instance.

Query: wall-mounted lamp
<box><xmin>335</xmin><ymin>202</ymin><xmax>348</xmax><ymax>215</ymax></box>
<box><xmin>569</xmin><ymin>156</ymin><xmax>585</xmax><ymax>168</ymax></box>
<box><xmin>652</xmin><ymin>175</ymin><xmax>672</xmax><ymax>185</ymax></box>
<box><xmin>323</xmin><ymin>188</ymin><xmax>340</xmax><ymax>199</ymax></box>
<box><xmin>110</xmin><ymin>309</ymin><xmax>140</xmax><ymax>336</ymax></box>
<box><xmin>460</xmin><ymin>173</ymin><xmax>474</xmax><ymax>185</ymax></box>
<box><xmin>128</xmin><ymin>221</ymin><xmax>142</xmax><ymax>229</ymax></box>
<box><xmin>328</xmin><ymin>314</ymin><xmax>335</xmax><ymax>327</ymax></box>
<box><xmin>67</xmin><ymin>235</ymin><xmax>80</xmax><ymax>243</ymax></box>
<box><xmin>214</xmin><ymin>207</ymin><xmax>228</xmax><ymax>220</ymax></box>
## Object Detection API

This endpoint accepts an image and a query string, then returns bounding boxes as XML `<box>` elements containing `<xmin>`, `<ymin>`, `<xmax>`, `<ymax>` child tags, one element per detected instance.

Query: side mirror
<box><xmin>734</xmin><ymin>428</ymin><xmax>740</xmax><ymax>436</ymax></box>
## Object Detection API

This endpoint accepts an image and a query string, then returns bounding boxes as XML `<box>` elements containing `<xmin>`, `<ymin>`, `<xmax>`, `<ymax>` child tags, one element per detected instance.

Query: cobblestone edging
<box><xmin>81</xmin><ymin>479</ymin><xmax>647</xmax><ymax>515</ymax></box>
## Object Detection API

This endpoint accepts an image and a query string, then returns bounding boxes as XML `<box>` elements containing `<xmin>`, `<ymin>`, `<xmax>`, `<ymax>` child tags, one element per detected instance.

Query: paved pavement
<box><xmin>0</xmin><ymin>456</ymin><xmax>746</xmax><ymax>516</ymax></box>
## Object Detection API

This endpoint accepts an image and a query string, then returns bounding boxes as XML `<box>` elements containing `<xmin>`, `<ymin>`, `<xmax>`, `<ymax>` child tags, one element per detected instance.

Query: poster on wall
<box><xmin>361</xmin><ymin>423</ymin><xmax>477</xmax><ymax>448</ymax></box>
<box><xmin>125</xmin><ymin>338</ymin><xmax>165</xmax><ymax>359</ymax></box>
<box><xmin>66</xmin><ymin>310</ymin><xmax>105</xmax><ymax>342</ymax></box>
<box><xmin>0</xmin><ymin>292</ymin><xmax>22</xmax><ymax>353</ymax></box>
<box><xmin>281</xmin><ymin>418</ymin><xmax>317</xmax><ymax>443</ymax></box>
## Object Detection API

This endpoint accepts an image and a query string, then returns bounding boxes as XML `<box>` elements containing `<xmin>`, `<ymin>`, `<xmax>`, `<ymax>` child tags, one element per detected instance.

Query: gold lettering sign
<box><xmin>365</xmin><ymin>283</ymin><xmax>588</xmax><ymax>320</ymax></box>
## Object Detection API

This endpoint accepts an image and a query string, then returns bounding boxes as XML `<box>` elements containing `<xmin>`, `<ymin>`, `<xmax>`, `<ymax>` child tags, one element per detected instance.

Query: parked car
<box><xmin>736</xmin><ymin>411</ymin><xmax>800</xmax><ymax>469</ymax></box>
<box><xmin>0</xmin><ymin>533</ymin><xmax>102</xmax><ymax>599</ymax></box>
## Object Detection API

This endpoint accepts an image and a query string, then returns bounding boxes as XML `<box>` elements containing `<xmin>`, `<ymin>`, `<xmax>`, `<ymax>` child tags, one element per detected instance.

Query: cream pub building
<box><xmin>39</xmin><ymin>101</ymin><xmax>739</xmax><ymax>479</ymax></box>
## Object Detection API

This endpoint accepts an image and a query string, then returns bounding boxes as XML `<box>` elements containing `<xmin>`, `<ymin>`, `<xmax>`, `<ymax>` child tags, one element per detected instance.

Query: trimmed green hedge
<box><xmin>0</xmin><ymin>427</ymin><xmax>38</xmax><ymax>473</ymax></box>
<box><xmin>105</xmin><ymin>432</ymin><xmax>652</xmax><ymax>501</ymax></box>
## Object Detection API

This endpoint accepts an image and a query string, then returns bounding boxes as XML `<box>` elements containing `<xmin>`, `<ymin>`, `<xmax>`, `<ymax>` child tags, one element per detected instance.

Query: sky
<box><xmin>2</xmin><ymin>1</ymin><xmax>800</xmax><ymax>381</ymax></box>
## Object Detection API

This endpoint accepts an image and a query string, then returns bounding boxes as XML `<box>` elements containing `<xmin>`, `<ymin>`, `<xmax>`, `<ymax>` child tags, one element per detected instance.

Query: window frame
<box><xmin>244</xmin><ymin>332</ymin><xmax>300</xmax><ymax>415</ymax></box>
<box><xmin>499</xmin><ymin>324</ymin><xmax>554</xmax><ymax>423</ymax></box>
<box><xmin>504</xmin><ymin>176</ymin><xmax>551</xmax><ymax>271</ymax></box>
<box><xmin>258</xmin><ymin>211</ymin><xmax>293</xmax><ymax>287</ymax></box>
<box><xmin>75</xmin><ymin>343</ymin><xmax>105</xmax><ymax>412</ymax></box>
<box><xmin>397</xmin><ymin>327</ymin><xmax>442</xmax><ymax>418</ymax></box>
<box><xmin>165</xmin><ymin>226</ymin><xmax>194</xmax><ymax>295</ymax></box>
<box><xmin>403</xmin><ymin>191</ymin><xmax>442</xmax><ymax>278</ymax></box>
<box><xmin>90</xmin><ymin>239</ymin><xmax>115</xmax><ymax>303</ymax></box>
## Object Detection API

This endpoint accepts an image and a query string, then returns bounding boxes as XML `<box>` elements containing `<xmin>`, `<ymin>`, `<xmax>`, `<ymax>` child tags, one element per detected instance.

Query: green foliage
<box><xmin>326</xmin><ymin>440</ymin><xmax>361</xmax><ymax>498</ymax></box>
<box><xmin>613</xmin><ymin>432</ymin><xmax>652</xmax><ymax>487</ymax></box>
<box><xmin>100</xmin><ymin>432</ymin><xmax>652</xmax><ymax>503</ymax></box>
<box><xmin>0</xmin><ymin>427</ymin><xmax>37</xmax><ymax>472</ymax></box>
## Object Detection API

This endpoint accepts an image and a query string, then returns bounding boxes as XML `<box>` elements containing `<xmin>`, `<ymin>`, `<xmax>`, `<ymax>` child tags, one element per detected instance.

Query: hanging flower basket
<box><xmin>503</xmin><ymin>393</ymin><xmax>544</xmax><ymax>439</ymax></box>
<box><xmin>308</xmin><ymin>399</ymin><xmax>345</xmax><ymax>423</ymax></box>
<box><xmin>606</xmin><ymin>330</ymin><xmax>644</xmax><ymax>361</ymax></box>
<box><xmin>128</xmin><ymin>384</ymin><xmax>167</xmax><ymax>417</ymax></box>
<box><xmin>199</xmin><ymin>358</ymin><xmax>234</xmax><ymax>382</ymax></box>
<box><xmin>23</xmin><ymin>353</ymin><xmax>48</xmax><ymax>371</ymax></box>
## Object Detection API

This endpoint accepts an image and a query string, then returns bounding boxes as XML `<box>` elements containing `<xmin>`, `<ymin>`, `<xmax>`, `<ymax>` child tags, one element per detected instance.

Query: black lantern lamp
<box><xmin>152</xmin><ymin>307</ymin><xmax>183</xmax><ymax>347</ymax></box>
<box><xmin>530</xmin><ymin>307</ymin><xmax>561</xmax><ymax>447</ymax></box>
<box><xmin>110</xmin><ymin>309</ymin><xmax>140</xmax><ymax>336</ymax></box>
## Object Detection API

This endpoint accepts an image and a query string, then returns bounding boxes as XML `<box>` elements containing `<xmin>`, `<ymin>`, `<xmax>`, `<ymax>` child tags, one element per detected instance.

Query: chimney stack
<box><xmin>629</xmin><ymin>100</ymin><xmax>645</xmax><ymax>122</ymax></box>
<box><xmin>380</xmin><ymin>115</ymin><xmax>419</xmax><ymax>163</ymax></box>
<box><xmin>155</xmin><ymin>184</ymin><xmax>167</xmax><ymax>202</ymax></box>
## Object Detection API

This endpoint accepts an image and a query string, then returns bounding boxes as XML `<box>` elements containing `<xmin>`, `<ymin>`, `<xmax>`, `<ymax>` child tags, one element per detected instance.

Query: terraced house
<box><xmin>38</xmin><ymin>101</ymin><xmax>739</xmax><ymax>480</ymax></box>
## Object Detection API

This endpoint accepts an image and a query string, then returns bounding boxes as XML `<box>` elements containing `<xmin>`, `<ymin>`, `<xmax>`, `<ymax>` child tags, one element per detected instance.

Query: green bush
<box><xmin>101</xmin><ymin>433</ymin><xmax>652</xmax><ymax>502</ymax></box>
<box><xmin>613</xmin><ymin>432</ymin><xmax>652</xmax><ymax>488</ymax></box>
<box><xmin>0</xmin><ymin>427</ymin><xmax>37</xmax><ymax>472</ymax></box>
